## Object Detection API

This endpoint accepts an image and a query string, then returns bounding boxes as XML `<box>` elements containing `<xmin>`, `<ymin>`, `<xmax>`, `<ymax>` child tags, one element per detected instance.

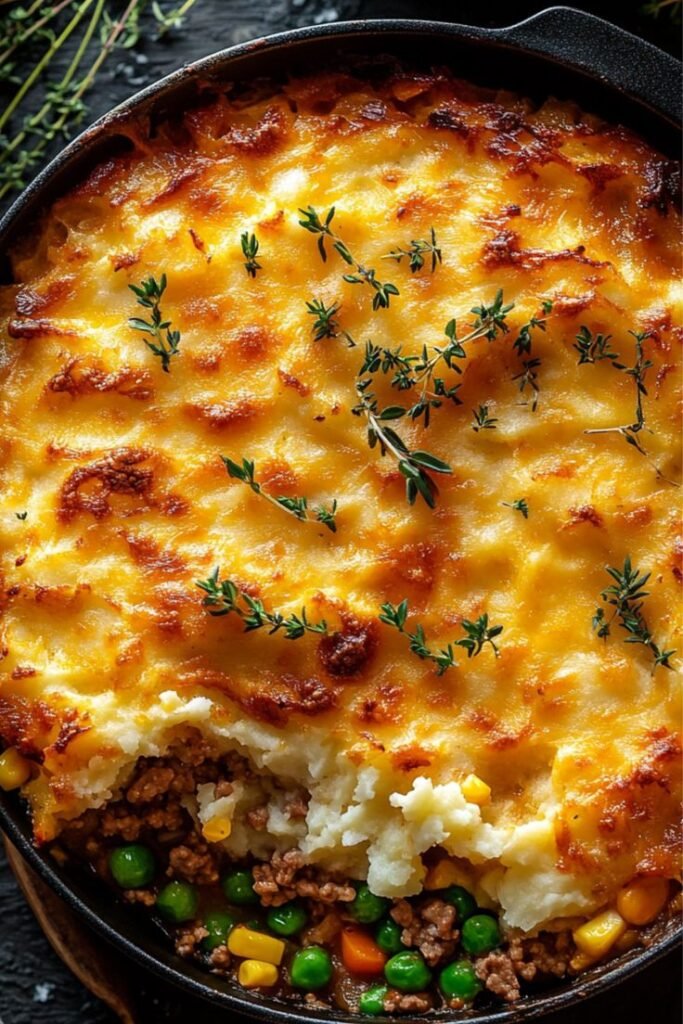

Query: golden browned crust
<box><xmin>0</xmin><ymin>67</ymin><xmax>680</xmax><ymax>925</ymax></box>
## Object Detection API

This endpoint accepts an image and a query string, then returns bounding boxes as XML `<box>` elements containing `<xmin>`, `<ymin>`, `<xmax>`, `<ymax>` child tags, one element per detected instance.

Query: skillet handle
<box><xmin>494</xmin><ymin>5</ymin><xmax>681</xmax><ymax>127</ymax></box>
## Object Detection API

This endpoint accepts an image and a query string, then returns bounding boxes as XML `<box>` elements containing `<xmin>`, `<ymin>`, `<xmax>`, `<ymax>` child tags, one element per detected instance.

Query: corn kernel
<box><xmin>461</xmin><ymin>774</ymin><xmax>491</xmax><ymax>806</ymax></box>
<box><xmin>0</xmin><ymin>748</ymin><xmax>32</xmax><ymax>791</ymax></box>
<box><xmin>616</xmin><ymin>877</ymin><xmax>668</xmax><ymax>926</ymax></box>
<box><xmin>573</xmin><ymin>909</ymin><xmax>626</xmax><ymax>960</ymax></box>
<box><xmin>569</xmin><ymin>951</ymin><xmax>597</xmax><ymax>972</ymax></box>
<box><xmin>228</xmin><ymin>925</ymin><xmax>285</xmax><ymax>965</ymax></box>
<box><xmin>238</xmin><ymin>959</ymin><xmax>279</xmax><ymax>988</ymax></box>
<box><xmin>424</xmin><ymin>858</ymin><xmax>472</xmax><ymax>892</ymax></box>
<box><xmin>202</xmin><ymin>816</ymin><xmax>232</xmax><ymax>843</ymax></box>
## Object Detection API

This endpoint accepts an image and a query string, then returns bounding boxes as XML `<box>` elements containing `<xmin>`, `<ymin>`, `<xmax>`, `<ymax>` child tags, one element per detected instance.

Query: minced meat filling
<box><xmin>53</xmin><ymin>746</ymin><xmax>660</xmax><ymax>1016</ymax></box>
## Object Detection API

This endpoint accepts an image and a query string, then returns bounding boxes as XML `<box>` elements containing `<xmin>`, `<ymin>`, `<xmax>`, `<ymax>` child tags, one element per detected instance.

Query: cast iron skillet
<box><xmin>0</xmin><ymin>7</ymin><xmax>680</xmax><ymax>1021</ymax></box>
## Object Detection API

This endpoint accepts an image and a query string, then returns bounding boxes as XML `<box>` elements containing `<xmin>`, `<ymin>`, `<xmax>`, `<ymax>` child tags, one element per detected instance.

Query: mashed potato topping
<box><xmin>0</xmin><ymin>67</ymin><xmax>680</xmax><ymax>933</ymax></box>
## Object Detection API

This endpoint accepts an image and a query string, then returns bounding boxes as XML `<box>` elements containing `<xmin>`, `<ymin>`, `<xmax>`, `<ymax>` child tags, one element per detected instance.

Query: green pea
<box><xmin>359</xmin><ymin>983</ymin><xmax>389</xmax><ymax>1016</ymax></box>
<box><xmin>267</xmin><ymin>902</ymin><xmax>308</xmax><ymax>937</ymax></box>
<box><xmin>201</xmin><ymin>910</ymin><xmax>236</xmax><ymax>952</ymax></box>
<box><xmin>221</xmin><ymin>868</ymin><xmax>259</xmax><ymax>906</ymax></box>
<box><xmin>109</xmin><ymin>844</ymin><xmax>155</xmax><ymax>889</ymax></box>
<box><xmin>384</xmin><ymin>951</ymin><xmax>432</xmax><ymax>993</ymax></box>
<box><xmin>461</xmin><ymin>914</ymin><xmax>501</xmax><ymax>956</ymax></box>
<box><xmin>349</xmin><ymin>884</ymin><xmax>390</xmax><ymax>924</ymax></box>
<box><xmin>442</xmin><ymin>885</ymin><xmax>477</xmax><ymax>923</ymax></box>
<box><xmin>439</xmin><ymin>959</ymin><xmax>482</xmax><ymax>1001</ymax></box>
<box><xmin>290</xmin><ymin>946</ymin><xmax>333</xmax><ymax>990</ymax></box>
<box><xmin>156</xmin><ymin>881</ymin><xmax>198</xmax><ymax>924</ymax></box>
<box><xmin>375</xmin><ymin>918</ymin><xmax>403</xmax><ymax>955</ymax></box>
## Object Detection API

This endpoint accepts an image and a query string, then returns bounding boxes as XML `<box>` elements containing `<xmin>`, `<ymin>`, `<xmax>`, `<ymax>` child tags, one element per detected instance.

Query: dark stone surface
<box><xmin>0</xmin><ymin>2</ymin><xmax>680</xmax><ymax>1022</ymax></box>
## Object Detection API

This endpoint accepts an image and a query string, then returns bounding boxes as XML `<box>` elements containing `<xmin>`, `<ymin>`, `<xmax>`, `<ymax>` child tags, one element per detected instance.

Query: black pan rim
<box><xmin>0</xmin><ymin>10</ymin><xmax>681</xmax><ymax>1022</ymax></box>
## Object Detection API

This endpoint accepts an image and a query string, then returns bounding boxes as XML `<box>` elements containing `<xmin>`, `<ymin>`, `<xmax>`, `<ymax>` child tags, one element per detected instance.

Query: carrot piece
<box><xmin>341</xmin><ymin>926</ymin><xmax>387</xmax><ymax>975</ymax></box>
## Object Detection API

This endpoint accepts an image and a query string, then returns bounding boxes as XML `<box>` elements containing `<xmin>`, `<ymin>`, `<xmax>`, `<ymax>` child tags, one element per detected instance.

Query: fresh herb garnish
<box><xmin>197</xmin><ymin>568</ymin><xmax>328</xmax><ymax>639</ymax></box>
<box><xmin>592</xmin><ymin>557</ymin><xmax>676</xmax><ymax>670</ymax></box>
<box><xmin>298</xmin><ymin>205</ymin><xmax>399</xmax><ymax>310</ymax></box>
<box><xmin>502</xmin><ymin>498</ymin><xmax>529</xmax><ymax>519</ymax></box>
<box><xmin>350</xmin><ymin>293</ymin><xmax>515</xmax><ymax>505</ymax></box>
<box><xmin>128</xmin><ymin>273</ymin><xmax>181</xmax><ymax>373</ymax></box>
<box><xmin>642</xmin><ymin>0</ymin><xmax>681</xmax><ymax>23</ymax></box>
<box><xmin>352</xmin><ymin>382</ymin><xmax>452</xmax><ymax>508</ymax></box>
<box><xmin>409</xmin><ymin>292</ymin><xmax>514</xmax><ymax>397</ymax></box>
<box><xmin>359</xmin><ymin>340</ymin><xmax>416</xmax><ymax>383</ymax></box>
<box><xmin>512</xmin><ymin>357</ymin><xmax>541</xmax><ymax>411</ymax></box>
<box><xmin>509</xmin><ymin>302</ymin><xmax>552</xmax><ymax>409</ymax></box>
<box><xmin>574</xmin><ymin>326</ymin><xmax>623</xmax><ymax>366</ymax></box>
<box><xmin>379</xmin><ymin>599</ymin><xmax>503</xmax><ymax>675</ymax></box>
<box><xmin>223</xmin><ymin>456</ymin><xmax>338</xmax><ymax>532</ymax></box>
<box><xmin>457</xmin><ymin>614</ymin><xmax>504</xmax><ymax>658</ymax></box>
<box><xmin>15</xmin><ymin>511</ymin><xmax>28</xmax><ymax>521</ymax></box>
<box><xmin>382</xmin><ymin>228</ymin><xmax>442</xmax><ymax>273</ymax></box>
<box><xmin>240</xmin><ymin>231</ymin><xmax>261</xmax><ymax>278</ymax></box>
<box><xmin>513</xmin><ymin>302</ymin><xmax>552</xmax><ymax>357</ymax></box>
<box><xmin>472</xmin><ymin>405</ymin><xmax>498</xmax><ymax>432</ymax></box>
<box><xmin>0</xmin><ymin>0</ymin><xmax>200</xmax><ymax>201</ymax></box>
<box><xmin>584</xmin><ymin>331</ymin><xmax>678</xmax><ymax>483</ymax></box>
<box><xmin>357</xmin><ymin>293</ymin><xmax>513</xmax><ymax>431</ymax></box>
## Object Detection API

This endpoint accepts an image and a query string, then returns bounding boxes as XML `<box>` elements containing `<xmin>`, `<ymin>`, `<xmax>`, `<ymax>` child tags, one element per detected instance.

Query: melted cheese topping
<box><xmin>0</xmin><ymin>70</ymin><xmax>681</xmax><ymax>929</ymax></box>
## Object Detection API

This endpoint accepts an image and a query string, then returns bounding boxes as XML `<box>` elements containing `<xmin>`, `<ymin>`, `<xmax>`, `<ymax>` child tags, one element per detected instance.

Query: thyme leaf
<box><xmin>502</xmin><ymin>498</ymin><xmax>529</xmax><ymax>518</ymax></box>
<box><xmin>593</xmin><ymin>556</ymin><xmax>676</xmax><ymax>670</ymax></box>
<box><xmin>15</xmin><ymin>510</ymin><xmax>28</xmax><ymax>521</ymax></box>
<box><xmin>196</xmin><ymin>568</ymin><xmax>328</xmax><ymax>639</ymax></box>
<box><xmin>240</xmin><ymin>231</ymin><xmax>261</xmax><ymax>278</ymax></box>
<box><xmin>128</xmin><ymin>273</ymin><xmax>180</xmax><ymax>373</ymax></box>
<box><xmin>223</xmin><ymin>456</ymin><xmax>338</xmax><ymax>532</ymax></box>
<box><xmin>472</xmin><ymin>405</ymin><xmax>498</xmax><ymax>432</ymax></box>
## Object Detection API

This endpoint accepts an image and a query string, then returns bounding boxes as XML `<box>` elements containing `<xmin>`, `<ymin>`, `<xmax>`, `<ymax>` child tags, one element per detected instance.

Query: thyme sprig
<box><xmin>241</xmin><ymin>231</ymin><xmax>261</xmax><ymax>278</ymax></box>
<box><xmin>379</xmin><ymin>600</ymin><xmax>503</xmax><ymax>675</ymax></box>
<box><xmin>381</xmin><ymin>228</ymin><xmax>442</xmax><ymax>273</ymax></box>
<box><xmin>0</xmin><ymin>0</ymin><xmax>200</xmax><ymax>201</ymax></box>
<box><xmin>513</xmin><ymin>301</ymin><xmax>552</xmax><ymax>356</ymax></box>
<box><xmin>223</xmin><ymin>457</ymin><xmax>338</xmax><ymax>532</ymax></box>
<box><xmin>298</xmin><ymin>205</ymin><xmax>399</xmax><ymax>310</ymax></box>
<box><xmin>306</xmin><ymin>298</ymin><xmax>341</xmax><ymax>340</ymax></box>
<box><xmin>304</xmin><ymin>298</ymin><xmax>356</xmax><ymax>348</ymax></box>
<box><xmin>350</xmin><ymin>292</ymin><xmax>516</xmax><ymax>505</ymax></box>
<box><xmin>472</xmin><ymin>405</ymin><xmax>497</xmax><ymax>432</ymax></box>
<box><xmin>502</xmin><ymin>498</ymin><xmax>529</xmax><ymax>518</ymax></box>
<box><xmin>352</xmin><ymin>382</ymin><xmax>452</xmax><ymax>508</ymax></box>
<box><xmin>592</xmin><ymin>557</ymin><xmax>676</xmax><ymax>670</ymax></box>
<box><xmin>406</xmin><ymin>291</ymin><xmax>514</xmax><ymax>395</ymax></box>
<box><xmin>509</xmin><ymin>301</ymin><xmax>552</xmax><ymax>410</ymax></box>
<box><xmin>574</xmin><ymin>326</ymin><xmax>623</xmax><ymax>367</ymax></box>
<box><xmin>642</xmin><ymin>0</ymin><xmax>681</xmax><ymax>22</ymax></box>
<box><xmin>358</xmin><ymin>292</ymin><xmax>514</xmax><ymax>430</ymax></box>
<box><xmin>196</xmin><ymin>568</ymin><xmax>328</xmax><ymax>639</ymax></box>
<box><xmin>513</xmin><ymin>357</ymin><xmax>541</xmax><ymax>411</ymax></box>
<box><xmin>583</xmin><ymin>330</ymin><xmax>677</xmax><ymax>484</ymax></box>
<box><xmin>128</xmin><ymin>273</ymin><xmax>180</xmax><ymax>372</ymax></box>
